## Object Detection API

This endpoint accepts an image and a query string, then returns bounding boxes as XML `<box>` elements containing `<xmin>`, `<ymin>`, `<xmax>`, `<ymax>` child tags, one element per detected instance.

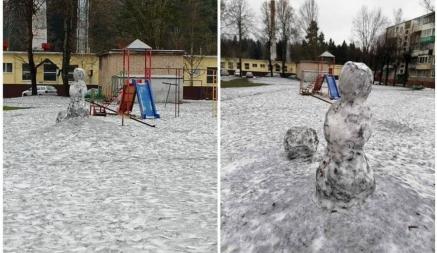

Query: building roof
<box><xmin>100</xmin><ymin>49</ymin><xmax>186</xmax><ymax>56</ymax></box>
<box><xmin>386</xmin><ymin>11</ymin><xmax>435</xmax><ymax>29</ymax></box>
<box><xmin>126</xmin><ymin>39</ymin><xmax>152</xmax><ymax>50</ymax></box>
<box><xmin>320</xmin><ymin>51</ymin><xmax>335</xmax><ymax>58</ymax></box>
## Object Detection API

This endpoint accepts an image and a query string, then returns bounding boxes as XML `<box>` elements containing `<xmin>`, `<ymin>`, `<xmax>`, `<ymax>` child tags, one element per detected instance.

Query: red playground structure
<box><xmin>89</xmin><ymin>39</ymin><xmax>159</xmax><ymax>127</ymax></box>
<box><xmin>312</xmin><ymin>51</ymin><xmax>336</xmax><ymax>93</ymax></box>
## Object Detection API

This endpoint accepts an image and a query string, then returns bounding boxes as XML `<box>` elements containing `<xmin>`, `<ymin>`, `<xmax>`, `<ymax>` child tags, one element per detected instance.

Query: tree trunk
<box><xmin>281</xmin><ymin>38</ymin><xmax>286</xmax><ymax>77</ymax></box>
<box><xmin>378</xmin><ymin>59</ymin><xmax>384</xmax><ymax>85</ymax></box>
<box><xmin>61</xmin><ymin>1</ymin><xmax>73</xmax><ymax>97</ymax></box>
<box><xmin>384</xmin><ymin>56</ymin><xmax>390</xmax><ymax>86</ymax></box>
<box><xmin>26</xmin><ymin>5</ymin><xmax>37</xmax><ymax>96</ymax></box>
<box><xmin>238</xmin><ymin>21</ymin><xmax>242</xmax><ymax>77</ymax></box>
<box><xmin>403</xmin><ymin>58</ymin><xmax>410</xmax><ymax>87</ymax></box>
<box><xmin>267</xmin><ymin>40</ymin><xmax>273</xmax><ymax>77</ymax></box>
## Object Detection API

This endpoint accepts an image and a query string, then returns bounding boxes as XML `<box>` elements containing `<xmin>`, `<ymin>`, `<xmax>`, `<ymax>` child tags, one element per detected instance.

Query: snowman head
<box><xmin>73</xmin><ymin>68</ymin><xmax>86</xmax><ymax>82</ymax></box>
<box><xmin>339</xmin><ymin>61</ymin><xmax>373</xmax><ymax>102</ymax></box>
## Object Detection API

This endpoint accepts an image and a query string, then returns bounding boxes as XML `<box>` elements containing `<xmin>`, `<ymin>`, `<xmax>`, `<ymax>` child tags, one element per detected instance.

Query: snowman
<box><xmin>56</xmin><ymin>68</ymin><xmax>89</xmax><ymax>122</ymax></box>
<box><xmin>315</xmin><ymin>61</ymin><xmax>375</xmax><ymax>209</ymax></box>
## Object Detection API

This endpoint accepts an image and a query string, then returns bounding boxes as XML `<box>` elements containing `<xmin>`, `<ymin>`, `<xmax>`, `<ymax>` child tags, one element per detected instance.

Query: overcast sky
<box><xmin>245</xmin><ymin>0</ymin><xmax>429</xmax><ymax>44</ymax></box>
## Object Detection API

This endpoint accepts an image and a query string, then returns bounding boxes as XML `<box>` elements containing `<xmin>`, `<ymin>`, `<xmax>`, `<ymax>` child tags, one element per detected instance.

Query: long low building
<box><xmin>3</xmin><ymin>51</ymin><xmax>100</xmax><ymax>97</ymax></box>
<box><xmin>221</xmin><ymin>58</ymin><xmax>297</xmax><ymax>76</ymax></box>
<box><xmin>221</xmin><ymin>57</ymin><xmax>343</xmax><ymax>78</ymax></box>
<box><xmin>3</xmin><ymin>49</ymin><xmax>217</xmax><ymax>100</ymax></box>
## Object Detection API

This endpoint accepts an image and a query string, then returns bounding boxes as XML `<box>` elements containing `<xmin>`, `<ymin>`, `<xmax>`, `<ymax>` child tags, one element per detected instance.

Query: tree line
<box><xmin>221</xmin><ymin>0</ymin><xmax>433</xmax><ymax>84</ymax></box>
<box><xmin>3</xmin><ymin>0</ymin><xmax>217</xmax><ymax>96</ymax></box>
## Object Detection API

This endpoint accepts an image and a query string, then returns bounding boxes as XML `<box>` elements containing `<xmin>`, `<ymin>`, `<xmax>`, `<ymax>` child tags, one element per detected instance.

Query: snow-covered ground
<box><xmin>221</xmin><ymin>77</ymin><xmax>435</xmax><ymax>252</ymax></box>
<box><xmin>4</xmin><ymin>97</ymin><xmax>217</xmax><ymax>252</ymax></box>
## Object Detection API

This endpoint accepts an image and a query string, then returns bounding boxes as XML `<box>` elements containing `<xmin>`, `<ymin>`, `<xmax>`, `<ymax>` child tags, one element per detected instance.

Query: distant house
<box><xmin>220</xmin><ymin>57</ymin><xmax>296</xmax><ymax>76</ymax></box>
<box><xmin>183</xmin><ymin>55</ymin><xmax>217</xmax><ymax>100</ymax></box>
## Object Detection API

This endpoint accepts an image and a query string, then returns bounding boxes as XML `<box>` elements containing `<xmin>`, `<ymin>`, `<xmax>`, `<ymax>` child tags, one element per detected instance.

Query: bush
<box><xmin>411</xmin><ymin>85</ymin><xmax>424</xmax><ymax>90</ymax></box>
<box><xmin>85</xmin><ymin>87</ymin><xmax>105</xmax><ymax>100</ymax></box>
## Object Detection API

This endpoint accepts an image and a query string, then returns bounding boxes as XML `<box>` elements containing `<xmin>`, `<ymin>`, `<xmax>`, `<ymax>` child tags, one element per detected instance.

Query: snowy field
<box><xmin>221</xmin><ymin>77</ymin><xmax>435</xmax><ymax>252</ymax></box>
<box><xmin>4</xmin><ymin>97</ymin><xmax>217</xmax><ymax>252</ymax></box>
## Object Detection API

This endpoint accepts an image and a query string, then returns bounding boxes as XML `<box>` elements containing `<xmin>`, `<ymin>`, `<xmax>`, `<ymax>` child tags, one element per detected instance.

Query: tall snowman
<box><xmin>56</xmin><ymin>68</ymin><xmax>89</xmax><ymax>122</ymax></box>
<box><xmin>316</xmin><ymin>61</ymin><xmax>375</xmax><ymax>209</ymax></box>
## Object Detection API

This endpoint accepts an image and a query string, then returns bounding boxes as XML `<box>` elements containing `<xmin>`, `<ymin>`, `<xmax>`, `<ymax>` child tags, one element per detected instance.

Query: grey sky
<box><xmin>246</xmin><ymin>0</ymin><xmax>429</xmax><ymax>44</ymax></box>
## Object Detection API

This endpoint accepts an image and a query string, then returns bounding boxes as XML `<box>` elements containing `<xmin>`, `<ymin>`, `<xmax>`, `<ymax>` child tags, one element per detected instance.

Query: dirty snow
<box><xmin>4</xmin><ymin>97</ymin><xmax>217</xmax><ymax>252</ymax></box>
<box><xmin>221</xmin><ymin>77</ymin><xmax>435</xmax><ymax>253</ymax></box>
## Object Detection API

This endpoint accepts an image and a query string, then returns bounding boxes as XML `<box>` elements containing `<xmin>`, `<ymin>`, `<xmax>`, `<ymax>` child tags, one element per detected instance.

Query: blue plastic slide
<box><xmin>135</xmin><ymin>80</ymin><xmax>160</xmax><ymax>119</ymax></box>
<box><xmin>325</xmin><ymin>75</ymin><xmax>341</xmax><ymax>100</ymax></box>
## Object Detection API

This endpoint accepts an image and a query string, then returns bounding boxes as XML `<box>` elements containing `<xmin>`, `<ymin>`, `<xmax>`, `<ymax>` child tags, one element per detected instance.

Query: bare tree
<box><xmin>277</xmin><ymin>0</ymin><xmax>295</xmax><ymax>77</ymax></box>
<box><xmin>392</xmin><ymin>8</ymin><xmax>403</xmax><ymax>25</ymax></box>
<box><xmin>184</xmin><ymin>54</ymin><xmax>204</xmax><ymax>86</ymax></box>
<box><xmin>352</xmin><ymin>6</ymin><xmax>388</xmax><ymax>56</ymax></box>
<box><xmin>223</xmin><ymin>0</ymin><xmax>253</xmax><ymax>77</ymax></box>
<box><xmin>60</xmin><ymin>0</ymin><xmax>77</xmax><ymax>97</ymax></box>
<box><xmin>420</xmin><ymin>0</ymin><xmax>435</xmax><ymax>13</ymax></box>
<box><xmin>261</xmin><ymin>0</ymin><xmax>277</xmax><ymax>77</ymax></box>
<box><xmin>6</xmin><ymin>0</ymin><xmax>45</xmax><ymax>96</ymax></box>
<box><xmin>298</xmin><ymin>0</ymin><xmax>318</xmax><ymax>35</ymax></box>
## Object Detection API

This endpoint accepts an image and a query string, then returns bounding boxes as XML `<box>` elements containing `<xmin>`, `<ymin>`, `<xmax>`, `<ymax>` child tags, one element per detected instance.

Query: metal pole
<box><xmin>174</xmin><ymin>69</ymin><xmax>178</xmax><ymax>118</ymax></box>
<box><xmin>178</xmin><ymin>69</ymin><xmax>180</xmax><ymax>117</ymax></box>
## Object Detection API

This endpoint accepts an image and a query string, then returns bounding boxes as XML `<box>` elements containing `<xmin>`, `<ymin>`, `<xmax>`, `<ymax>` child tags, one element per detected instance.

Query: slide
<box><xmin>136</xmin><ymin>80</ymin><xmax>160</xmax><ymax>119</ymax></box>
<box><xmin>325</xmin><ymin>75</ymin><xmax>341</xmax><ymax>100</ymax></box>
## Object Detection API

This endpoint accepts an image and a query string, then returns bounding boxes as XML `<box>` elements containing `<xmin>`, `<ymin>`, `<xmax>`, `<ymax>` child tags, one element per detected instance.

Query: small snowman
<box><xmin>56</xmin><ymin>68</ymin><xmax>89</xmax><ymax>122</ymax></box>
<box><xmin>315</xmin><ymin>61</ymin><xmax>375</xmax><ymax>209</ymax></box>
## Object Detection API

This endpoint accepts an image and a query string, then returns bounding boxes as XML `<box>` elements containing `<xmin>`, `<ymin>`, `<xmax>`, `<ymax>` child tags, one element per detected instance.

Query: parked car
<box><xmin>220</xmin><ymin>69</ymin><xmax>229</xmax><ymax>76</ymax></box>
<box><xmin>245</xmin><ymin>72</ymin><xmax>254</xmax><ymax>78</ymax></box>
<box><xmin>22</xmin><ymin>86</ymin><xmax>58</xmax><ymax>96</ymax></box>
<box><xmin>234</xmin><ymin>69</ymin><xmax>241</xmax><ymax>76</ymax></box>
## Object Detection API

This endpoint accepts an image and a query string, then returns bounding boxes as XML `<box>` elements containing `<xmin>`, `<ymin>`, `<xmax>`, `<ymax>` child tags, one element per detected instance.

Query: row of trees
<box><xmin>222</xmin><ymin>0</ymin><xmax>433</xmax><ymax>84</ymax></box>
<box><xmin>3</xmin><ymin>0</ymin><xmax>217</xmax><ymax>95</ymax></box>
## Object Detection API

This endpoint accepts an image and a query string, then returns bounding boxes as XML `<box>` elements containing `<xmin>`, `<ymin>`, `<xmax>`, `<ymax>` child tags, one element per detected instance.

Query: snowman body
<box><xmin>316</xmin><ymin>61</ymin><xmax>375</xmax><ymax>209</ymax></box>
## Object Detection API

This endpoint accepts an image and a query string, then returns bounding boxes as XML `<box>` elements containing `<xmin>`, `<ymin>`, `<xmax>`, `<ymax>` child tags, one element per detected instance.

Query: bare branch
<box><xmin>298</xmin><ymin>0</ymin><xmax>318</xmax><ymax>35</ymax></box>
<box><xmin>352</xmin><ymin>6</ymin><xmax>388</xmax><ymax>54</ymax></box>
<box><xmin>420</xmin><ymin>0</ymin><xmax>435</xmax><ymax>13</ymax></box>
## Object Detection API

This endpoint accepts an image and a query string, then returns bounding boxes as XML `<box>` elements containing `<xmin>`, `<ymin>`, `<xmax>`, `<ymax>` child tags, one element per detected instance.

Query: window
<box><xmin>221</xmin><ymin>62</ymin><xmax>225</xmax><ymax>68</ymax></box>
<box><xmin>260</xmin><ymin>64</ymin><xmax>266</xmax><ymax>68</ymax></box>
<box><xmin>275</xmin><ymin>64</ymin><xmax>280</xmax><ymax>72</ymax></box>
<box><xmin>207</xmin><ymin>67</ymin><xmax>217</xmax><ymax>84</ymax></box>
<box><xmin>228</xmin><ymin>62</ymin><xmax>234</xmax><ymax>69</ymax></box>
<box><xmin>44</xmin><ymin>62</ymin><xmax>57</xmax><ymax>81</ymax></box>
<box><xmin>244</xmin><ymin>63</ymin><xmax>249</xmax><ymax>69</ymax></box>
<box><xmin>68</xmin><ymin>65</ymin><xmax>78</xmax><ymax>81</ymax></box>
<box><xmin>3</xmin><ymin>63</ymin><xmax>12</xmax><ymax>73</ymax></box>
<box><xmin>283</xmin><ymin>66</ymin><xmax>288</xmax><ymax>72</ymax></box>
<box><xmin>237</xmin><ymin>63</ymin><xmax>241</xmax><ymax>69</ymax></box>
<box><xmin>252</xmin><ymin>63</ymin><xmax>257</xmax><ymax>68</ymax></box>
<box><xmin>22</xmin><ymin>63</ymin><xmax>31</xmax><ymax>80</ymax></box>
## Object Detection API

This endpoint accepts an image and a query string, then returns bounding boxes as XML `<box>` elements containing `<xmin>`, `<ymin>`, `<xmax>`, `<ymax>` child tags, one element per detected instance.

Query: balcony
<box><xmin>420</xmin><ymin>36</ymin><xmax>435</xmax><ymax>44</ymax></box>
<box><xmin>412</xmin><ymin>49</ymin><xmax>430</xmax><ymax>57</ymax></box>
<box><xmin>416</xmin><ymin>63</ymin><xmax>433</xmax><ymax>70</ymax></box>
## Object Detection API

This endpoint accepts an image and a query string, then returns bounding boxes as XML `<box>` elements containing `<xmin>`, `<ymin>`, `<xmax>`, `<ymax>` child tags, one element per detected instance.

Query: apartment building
<box><xmin>385</xmin><ymin>12</ymin><xmax>435</xmax><ymax>87</ymax></box>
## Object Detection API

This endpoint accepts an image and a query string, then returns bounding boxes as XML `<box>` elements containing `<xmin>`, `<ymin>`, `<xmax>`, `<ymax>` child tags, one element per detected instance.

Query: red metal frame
<box><xmin>119</xmin><ymin>47</ymin><xmax>152</xmax><ymax>114</ymax></box>
<box><xmin>313</xmin><ymin>55</ymin><xmax>335</xmax><ymax>93</ymax></box>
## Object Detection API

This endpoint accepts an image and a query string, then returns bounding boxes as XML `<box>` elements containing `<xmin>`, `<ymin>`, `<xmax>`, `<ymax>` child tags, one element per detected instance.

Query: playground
<box><xmin>3</xmin><ymin>96</ymin><xmax>217</xmax><ymax>252</ymax></box>
<box><xmin>221</xmin><ymin>77</ymin><xmax>435</xmax><ymax>252</ymax></box>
